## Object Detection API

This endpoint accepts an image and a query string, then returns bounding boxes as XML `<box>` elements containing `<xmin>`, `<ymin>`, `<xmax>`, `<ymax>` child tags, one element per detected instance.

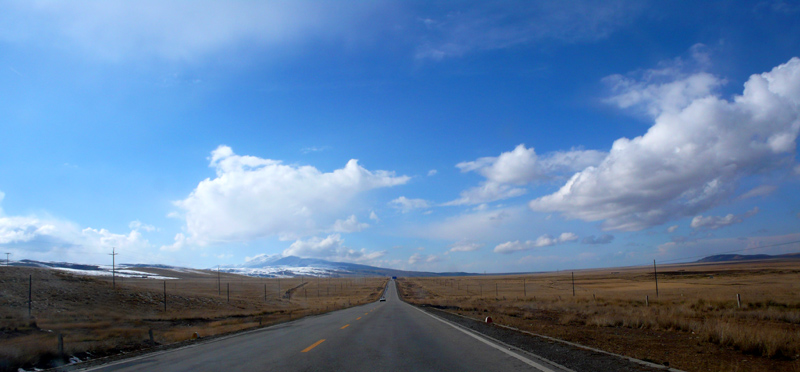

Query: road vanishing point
<box><xmin>77</xmin><ymin>281</ymin><xmax>631</xmax><ymax>372</ymax></box>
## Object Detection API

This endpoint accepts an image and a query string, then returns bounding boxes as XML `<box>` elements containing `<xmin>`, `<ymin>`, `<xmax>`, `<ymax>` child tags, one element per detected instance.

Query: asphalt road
<box><xmin>82</xmin><ymin>280</ymin><xmax>570</xmax><ymax>372</ymax></box>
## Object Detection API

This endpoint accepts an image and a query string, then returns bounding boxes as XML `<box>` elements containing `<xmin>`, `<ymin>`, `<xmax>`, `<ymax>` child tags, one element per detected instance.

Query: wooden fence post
<box><xmin>58</xmin><ymin>333</ymin><xmax>64</xmax><ymax>357</ymax></box>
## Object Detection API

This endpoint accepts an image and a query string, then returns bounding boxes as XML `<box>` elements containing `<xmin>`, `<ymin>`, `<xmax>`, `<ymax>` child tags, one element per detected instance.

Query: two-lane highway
<box><xmin>83</xmin><ymin>280</ymin><xmax>569</xmax><ymax>371</ymax></box>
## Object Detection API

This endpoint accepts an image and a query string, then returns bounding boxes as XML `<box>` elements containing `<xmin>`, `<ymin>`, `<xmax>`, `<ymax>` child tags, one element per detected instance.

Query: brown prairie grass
<box><xmin>398</xmin><ymin>259</ymin><xmax>800</xmax><ymax>372</ymax></box>
<box><xmin>0</xmin><ymin>266</ymin><xmax>387</xmax><ymax>372</ymax></box>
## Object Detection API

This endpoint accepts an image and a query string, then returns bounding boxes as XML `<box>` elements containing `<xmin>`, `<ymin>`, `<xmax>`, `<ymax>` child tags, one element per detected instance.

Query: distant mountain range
<box><xmin>696</xmin><ymin>252</ymin><xmax>800</xmax><ymax>263</ymax></box>
<box><xmin>219</xmin><ymin>255</ymin><xmax>475</xmax><ymax>278</ymax></box>
<box><xmin>6</xmin><ymin>256</ymin><xmax>476</xmax><ymax>279</ymax></box>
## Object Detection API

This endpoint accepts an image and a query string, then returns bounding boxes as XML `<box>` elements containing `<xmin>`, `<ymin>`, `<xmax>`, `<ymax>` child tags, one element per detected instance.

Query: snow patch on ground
<box><xmin>51</xmin><ymin>267</ymin><xmax>178</xmax><ymax>280</ymax></box>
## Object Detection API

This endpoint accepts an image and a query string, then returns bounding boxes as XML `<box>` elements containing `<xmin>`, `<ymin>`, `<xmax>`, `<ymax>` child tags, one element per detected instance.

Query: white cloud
<box><xmin>667</xmin><ymin>225</ymin><xmax>679</xmax><ymax>233</ymax></box>
<box><xmin>531</xmin><ymin>57</ymin><xmax>800</xmax><ymax>231</ymax></box>
<box><xmin>408</xmin><ymin>252</ymin><xmax>440</xmax><ymax>265</ymax></box>
<box><xmin>737</xmin><ymin>185</ymin><xmax>777</xmax><ymax>200</ymax></box>
<box><xmin>0</xmin><ymin>1</ymin><xmax>389</xmax><ymax>62</ymax></box>
<box><xmin>691</xmin><ymin>207</ymin><xmax>759</xmax><ymax>230</ymax></box>
<box><xmin>175</xmin><ymin>146</ymin><xmax>408</xmax><ymax>244</ymax></box>
<box><xmin>448</xmin><ymin>240</ymin><xmax>484</xmax><ymax>253</ymax></box>
<box><xmin>369</xmin><ymin>211</ymin><xmax>380</xmax><ymax>222</ymax></box>
<box><xmin>301</xmin><ymin>146</ymin><xmax>331</xmax><ymax>154</ymax></box>
<box><xmin>581</xmin><ymin>234</ymin><xmax>615</xmax><ymax>244</ymax></box>
<box><xmin>389</xmin><ymin>196</ymin><xmax>430</xmax><ymax>213</ymax></box>
<box><xmin>160</xmin><ymin>233</ymin><xmax>186</xmax><ymax>252</ymax></box>
<box><xmin>456</xmin><ymin>144</ymin><xmax>605</xmax><ymax>184</ymax></box>
<box><xmin>282</xmin><ymin>234</ymin><xmax>385</xmax><ymax>263</ymax></box>
<box><xmin>427</xmin><ymin>169</ymin><xmax>438</xmax><ymax>176</ymax></box>
<box><xmin>0</xmin><ymin>214</ymin><xmax>152</xmax><ymax>263</ymax></box>
<box><xmin>442</xmin><ymin>182</ymin><xmax>527</xmax><ymax>206</ymax></box>
<box><xmin>129</xmin><ymin>220</ymin><xmax>156</xmax><ymax>232</ymax></box>
<box><xmin>447</xmin><ymin>144</ymin><xmax>604</xmax><ymax>205</ymax></box>
<box><xmin>494</xmin><ymin>232</ymin><xmax>577</xmax><ymax>254</ymax></box>
<box><xmin>603</xmin><ymin>44</ymin><xmax>719</xmax><ymax>117</ymax></box>
<box><xmin>330</xmin><ymin>215</ymin><xmax>369</xmax><ymax>233</ymax></box>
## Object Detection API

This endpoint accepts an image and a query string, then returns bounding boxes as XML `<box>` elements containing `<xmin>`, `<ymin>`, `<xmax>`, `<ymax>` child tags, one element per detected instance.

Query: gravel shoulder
<box><xmin>418</xmin><ymin>305</ymin><xmax>676</xmax><ymax>372</ymax></box>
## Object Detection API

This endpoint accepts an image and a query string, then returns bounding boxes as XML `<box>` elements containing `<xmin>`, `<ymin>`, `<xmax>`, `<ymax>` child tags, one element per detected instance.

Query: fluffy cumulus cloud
<box><xmin>691</xmin><ymin>207</ymin><xmax>759</xmax><ymax>230</ymax></box>
<box><xmin>531</xmin><ymin>57</ymin><xmax>800</xmax><ymax>231</ymax></box>
<box><xmin>282</xmin><ymin>234</ymin><xmax>385</xmax><ymax>263</ymax></box>
<box><xmin>447</xmin><ymin>144</ymin><xmax>604</xmax><ymax>205</ymax></box>
<box><xmin>603</xmin><ymin>44</ymin><xmax>719</xmax><ymax>117</ymax></box>
<box><xmin>494</xmin><ymin>232</ymin><xmax>578</xmax><ymax>254</ymax></box>
<box><xmin>389</xmin><ymin>196</ymin><xmax>430</xmax><ymax>213</ymax></box>
<box><xmin>174</xmin><ymin>146</ymin><xmax>408</xmax><ymax>245</ymax></box>
<box><xmin>581</xmin><ymin>234</ymin><xmax>615</xmax><ymax>245</ymax></box>
<box><xmin>0</xmin><ymin>1</ymin><xmax>389</xmax><ymax>61</ymax></box>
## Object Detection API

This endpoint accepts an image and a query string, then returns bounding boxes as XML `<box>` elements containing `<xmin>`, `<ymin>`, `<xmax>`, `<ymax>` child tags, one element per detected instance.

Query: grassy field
<box><xmin>398</xmin><ymin>260</ymin><xmax>800</xmax><ymax>372</ymax></box>
<box><xmin>0</xmin><ymin>266</ymin><xmax>387</xmax><ymax>371</ymax></box>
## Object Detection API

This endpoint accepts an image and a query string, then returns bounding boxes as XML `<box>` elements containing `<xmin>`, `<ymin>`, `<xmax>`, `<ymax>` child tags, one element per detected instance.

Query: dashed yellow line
<box><xmin>301</xmin><ymin>339</ymin><xmax>326</xmax><ymax>353</ymax></box>
<box><xmin>340</xmin><ymin>324</ymin><xmax>350</xmax><ymax>329</ymax></box>
<box><xmin>356</xmin><ymin>317</ymin><xmax>362</xmax><ymax>320</ymax></box>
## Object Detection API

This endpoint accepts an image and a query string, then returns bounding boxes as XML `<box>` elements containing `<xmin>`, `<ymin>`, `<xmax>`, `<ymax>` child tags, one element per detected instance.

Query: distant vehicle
<box><xmin>391</xmin><ymin>276</ymin><xmax>397</xmax><ymax>280</ymax></box>
<box><xmin>379</xmin><ymin>297</ymin><xmax>386</xmax><ymax>302</ymax></box>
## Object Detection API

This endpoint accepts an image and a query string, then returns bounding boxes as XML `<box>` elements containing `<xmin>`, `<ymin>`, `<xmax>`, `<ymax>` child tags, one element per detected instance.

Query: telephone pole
<box><xmin>218</xmin><ymin>265</ymin><xmax>221</xmax><ymax>295</ymax></box>
<box><xmin>5</xmin><ymin>253</ymin><xmax>10</xmax><ymax>266</ymax></box>
<box><xmin>109</xmin><ymin>247</ymin><xmax>119</xmax><ymax>289</ymax></box>
<box><xmin>654</xmin><ymin>260</ymin><xmax>659</xmax><ymax>297</ymax></box>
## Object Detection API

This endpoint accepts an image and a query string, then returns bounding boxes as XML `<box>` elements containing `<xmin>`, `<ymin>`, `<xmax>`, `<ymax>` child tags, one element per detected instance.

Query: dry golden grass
<box><xmin>0</xmin><ymin>266</ymin><xmax>387</xmax><ymax>371</ymax></box>
<box><xmin>398</xmin><ymin>259</ymin><xmax>800</xmax><ymax>372</ymax></box>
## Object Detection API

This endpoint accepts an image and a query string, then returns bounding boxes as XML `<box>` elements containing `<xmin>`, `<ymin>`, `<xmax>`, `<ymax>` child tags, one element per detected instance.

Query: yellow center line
<box><xmin>356</xmin><ymin>316</ymin><xmax>361</xmax><ymax>320</ymax></box>
<box><xmin>340</xmin><ymin>324</ymin><xmax>350</xmax><ymax>329</ymax></box>
<box><xmin>365</xmin><ymin>312</ymin><xmax>368</xmax><ymax>315</ymax></box>
<box><xmin>301</xmin><ymin>339</ymin><xmax>326</xmax><ymax>353</ymax></box>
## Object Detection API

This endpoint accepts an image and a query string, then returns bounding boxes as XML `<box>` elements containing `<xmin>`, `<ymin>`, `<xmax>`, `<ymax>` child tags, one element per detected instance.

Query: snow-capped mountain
<box><xmin>218</xmin><ymin>255</ymin><xmax>474</xmax><ymax>278</ymax></box>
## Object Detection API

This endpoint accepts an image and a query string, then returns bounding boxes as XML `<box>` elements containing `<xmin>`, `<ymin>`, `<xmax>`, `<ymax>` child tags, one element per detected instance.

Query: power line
<box><xmin>109</xmin><ymin>247</ymin><xmax>119</xmax><ymax>289</ymax></box>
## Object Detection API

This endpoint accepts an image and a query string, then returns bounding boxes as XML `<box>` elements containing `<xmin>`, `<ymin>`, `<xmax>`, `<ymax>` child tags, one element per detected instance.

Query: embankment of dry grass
<box><xmin>397</xmin><ymin>260</ymin><xmax>800</xmax><ymax>372</ymax></box>
<box><xmin>0</xmin><ymin>267</ymin><xmax>387</xmax><ymax>372</ymax></box>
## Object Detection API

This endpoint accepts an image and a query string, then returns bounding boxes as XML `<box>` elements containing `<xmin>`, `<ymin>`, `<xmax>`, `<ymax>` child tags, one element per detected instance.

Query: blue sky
<box><xmin>1</xmin><ymin>1</ymin><xmax>799</xmax><ymax>273</ymax></box>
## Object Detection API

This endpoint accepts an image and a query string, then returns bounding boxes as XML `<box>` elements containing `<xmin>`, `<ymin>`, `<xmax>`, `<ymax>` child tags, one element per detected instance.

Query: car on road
<box><xmin>379</xmin><ymin>297</ymin><xmax>386</xmax><ymax>302</ymax></box>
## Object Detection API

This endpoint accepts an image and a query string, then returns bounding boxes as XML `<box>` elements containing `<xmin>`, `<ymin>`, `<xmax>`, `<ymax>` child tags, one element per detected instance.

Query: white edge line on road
<box><xmin>434</xmin><ymin>308</ymin><xmax>682</xmax><ymax>372</ymax></box>
<box><xmin>412</xmin><ymin>306</ymin><xmax>569</xmax><ymax>372</ymax></box>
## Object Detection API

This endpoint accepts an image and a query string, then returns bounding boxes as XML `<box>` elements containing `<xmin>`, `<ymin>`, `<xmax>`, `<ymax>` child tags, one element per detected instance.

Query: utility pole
<box><xmin>5</xmin><ymin>252</ymin><xmax>10</xmax><ymax>266</ymax></box>
<box><xmin>654</xmin><ymin>260</ymin><xmax>659</xmax><ymax>297</ymax></box>
<box><xmin>572</xmin><ymin>272</ymin><xmax>575</xmax><ymax>296</ymax></box>
<box><xmin>109</xmin><ymin>247</ymin><xmax>118</xmax><ymax>289</ymax></box>
<box><xmin>217</xmin><ymin>265</ymin><xmax>221</xmax><ymax>295</ymax></box>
